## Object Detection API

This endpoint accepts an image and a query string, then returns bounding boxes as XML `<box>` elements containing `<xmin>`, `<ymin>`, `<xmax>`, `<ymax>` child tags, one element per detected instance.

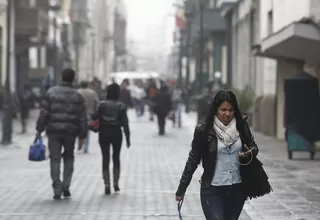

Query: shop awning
<box><xmin>253</xmin><ymin>19</ymin><xmax>320</xmax><ymax>63</ymax></box>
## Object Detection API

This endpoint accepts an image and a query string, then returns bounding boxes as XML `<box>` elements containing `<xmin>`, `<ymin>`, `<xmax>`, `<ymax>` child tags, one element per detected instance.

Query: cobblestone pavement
<box><xmin>1</xmin><ymin>110</ymin><xmax>320</xmax><ymax>220</ymax></box>
<box><xmin>0</xmin><ymin>110</ymin><xmax>251</xmax><ymax>220</ymax></box>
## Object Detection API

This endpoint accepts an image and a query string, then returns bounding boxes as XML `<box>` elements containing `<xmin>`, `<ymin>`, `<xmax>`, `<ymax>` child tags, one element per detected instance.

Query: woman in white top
<box><xmin>175</xmin><ymin>90</ymin><xmax>268</xmax><ymax>220</ymax></box>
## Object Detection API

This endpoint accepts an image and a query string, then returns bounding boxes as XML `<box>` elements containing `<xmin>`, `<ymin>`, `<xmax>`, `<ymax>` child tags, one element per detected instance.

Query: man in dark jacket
<box><xmin>153</xmin><ymin>85</ymin><xmax>172</xmax><ymax>135</ymax></box>
<box><xmin>119</xmin><ymin>81</ymin><xmax>132</xmax><ymax>108</ymax></box>
<box><xmin>36</xmin><ymin>68</ymin><xmax>87</xmax><ymax>200</ymax></box>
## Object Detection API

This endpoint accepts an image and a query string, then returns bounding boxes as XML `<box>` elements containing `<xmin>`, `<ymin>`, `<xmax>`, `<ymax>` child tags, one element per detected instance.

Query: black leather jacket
<box><xmin>36</xmin><ymin>82</ymin><xmax>87</xmax><ymax>139</ymax></box>
<box><xmin>96</xmin><ymin>100</ymin><xmax>130</xmax><ymax>144</ymax></box>
<box><xmin>176</xmin><ymin>116</ymin><xmax>258</xmax><ymax>197</ymax></box>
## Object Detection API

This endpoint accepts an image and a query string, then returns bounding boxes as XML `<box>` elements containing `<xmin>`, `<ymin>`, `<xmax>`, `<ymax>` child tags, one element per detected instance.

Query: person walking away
<box><xmin>19</xmin><ymin>85</ymin><xmax>34</xmax><ymax>133</ymax></box>
<box><xmin>36</xmin><ymin>68</ymin><xmax>87</xmax><ymax>200</ymax></box>
<box><xmin>171</xmin><ymin>83</ymin><xmax>184</xmax><ymax>128</ymax></box>
<box><xmin>153</xmin><ymin>85</ymin><xmax>172</xmax><ymax>135</ymax></box>
<box><xmin>119</xmin><ymin>81</ymin><xmax>133</xmax><ymax>109</ymax></box>
<box><xmin>147</xmin><ymin>80</ymin><xmax>157</xmax><ymax>121</ymax></box>
<box><xmin>93</xmin><ymin>83</ymin><xmax>130</xmax><ymax>195</ymax></box>
<box><xmin>91</xmin><ymin>77</ymin><xmax>105</xmax><ymax>101</ymax></box>
<box><xmin>175</xmin><ymin>90</ymin><xmax>261</xmax><ymax>220</ymax></box>
<box><xmin>197</xmin><ymin>87</ymin><xmax>212</xmax><ymax>124</ymax></box>
<box><xmin>77</xmin><ymin>81</ymin><xmax>99</xmax><ymax>153</ymax></box>
<box><xmin>0</xmin><ymin>85</ymin><xmax>4</xmax><ymax>121</ymax></box>
<box><xmin>131</xmin><ymin>83</ymin><xmax>146</xmax><ymax>117</ymax></box>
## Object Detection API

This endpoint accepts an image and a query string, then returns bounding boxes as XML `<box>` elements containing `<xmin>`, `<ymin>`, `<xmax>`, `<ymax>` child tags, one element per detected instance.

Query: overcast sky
<box><xmin>124</xmin><ymin>0</ymin><xmax>176</xmax><ymax>54</ymax></box>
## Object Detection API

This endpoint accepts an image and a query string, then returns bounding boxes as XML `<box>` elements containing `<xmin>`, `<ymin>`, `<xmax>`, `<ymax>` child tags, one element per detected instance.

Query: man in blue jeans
<box><xmin>171</xmin><ymin>83</ymin><xmax>184</xmax><ymax>128</ymax></box>
<box><xmin>78</xmin><ymin>81</ymin><xmax>99</xmax><ymax>153</ymax></box>
<box><xmin>36</xmin><ymin>68</ymin><xmax>87</xmax><ymax>200</ymax></box>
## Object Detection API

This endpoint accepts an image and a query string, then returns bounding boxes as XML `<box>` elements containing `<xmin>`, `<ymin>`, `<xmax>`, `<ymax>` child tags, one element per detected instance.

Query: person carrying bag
<box><xmin>175</xmin><ymin>90</ymin><xmax>272</xmax><ymax>220</ymax></box>
<box><xmin>29</xmin><ymin>135</ymin><xmax>46</xmax><ymax>162</ymax></box>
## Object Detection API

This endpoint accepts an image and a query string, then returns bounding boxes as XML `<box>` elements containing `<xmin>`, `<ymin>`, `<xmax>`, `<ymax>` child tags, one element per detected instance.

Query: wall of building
<box><xmin>310</xmin><ymin>0</ymin><xmax>320</xmax><ymax>22</ymax></box>
<box><xmin>258</xmin><ymin>0</ymin><xmax>277</xmax><ymax>96</ymax></box>
<box><xmin>83</xmin><ymin>0</ymin><xmax>124</xmax><ymax>82</ymax></box>
<box><xmin>273</xmin><ymin>0</ymin><xmax>310</xmax><ymax>33</ymax></box>
<box><xmin>259</xmin><ymin>0</ymin><xmax>320</xmax><ymax>139</ymax></box>
<box><xmin>231</xmin><ymin>0</ymin><xmax>251</xmax><ymax>91</ymax></box>
<box><xmin>229</xmin><ymin>0</ymin><xmax>278</xmax><ymax>135</ymax></box>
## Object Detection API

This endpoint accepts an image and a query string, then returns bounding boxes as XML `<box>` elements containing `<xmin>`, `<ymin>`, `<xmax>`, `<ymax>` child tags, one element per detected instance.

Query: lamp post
<box><xmin>2</xmin><ymin>0</ymin><xmax>13</xmax><ymax>145</ymax></box>
<box><xmin>90</xmin><ymin>32</ymin><xmax>96</xmax><ymax>76</ymax></box>
<box><xmin>49</xmin><ymin>4</ymin><xmax>61</xmax><ymax>85</ymax></box>
<box><xmin>178</xmin><ymin>30</ymin><xmax>183</xmax><ymax>86</ymax></box>
<box><xmin>198</xmin><ymin>1</ymin><xmax>204</xmax><ymax>94</ymax></box>
<box><xmin>184</xmin><ymin>2</ymin><xmax>194</xmax><ymax>113</ymax></box>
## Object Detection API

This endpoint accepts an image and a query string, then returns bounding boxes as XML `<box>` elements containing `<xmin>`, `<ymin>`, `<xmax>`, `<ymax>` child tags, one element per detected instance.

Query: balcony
<box><xmin>15</xmin><ymin>7</ymin><xmax>49</xmax><ymax>36</ymax></box>
<box><xmin>254</xmin><ymin>19</ymin><xmax>320</xmax><ymax>63</ymax></box>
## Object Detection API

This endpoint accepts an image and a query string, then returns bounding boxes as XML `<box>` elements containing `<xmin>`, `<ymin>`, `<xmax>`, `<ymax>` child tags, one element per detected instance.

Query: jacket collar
<box><xmin>60</xmin><ymin>82</ymin><xmax>74</xmax><ymax>88</ymax></box>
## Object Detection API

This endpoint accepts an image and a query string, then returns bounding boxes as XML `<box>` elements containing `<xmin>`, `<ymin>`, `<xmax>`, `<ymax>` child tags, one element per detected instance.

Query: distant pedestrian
<box><xmin>36</xmin><ymin>68</ymin><xmax>87</xmax><ymax>200</ymax></box>
<box><xmin>77</xmin><ymin>81</ymin><xmax>99</xmax><ymax>153</ymax></box>
<box><xmin>175</xmin><ymin>90</ymin><xmax>270</xmax><ymax>220</ymax></box>
<box><xmin>19</xmin><ymin>85</ymin><xmax>34</xmax><ymax>133</ymax></box>
<box><xmin>119</xmin><ymin>81</ymin><xmax>133</xmax><ymax>109</ymax></box>
<box><xmin>171</xmin><ymin>83</ymin><xmax>183</xmax><ymax>128</ymax></box>
<box><xmin>147</xmin><ymin>80</ymin><xmax>157</xmax><ymax>121</ymax></box>
<box><xmin>197</xmin><ymin>87</ymin><xmax>212</xmax><ymax>124</ymax></box>
<box><xmin>93</xmin><ymin>83</ymin><xmax>130</xmax><ymax>195</ymax></box>
<box><xmin>131</xmin><ymin>82</ymin><xmax>146</xmax><ymax>117</ymax></box>
<box><xmin>153</xmin><ymin>85</ymin><xmax>172</xmax><ymax>135</ymax></box>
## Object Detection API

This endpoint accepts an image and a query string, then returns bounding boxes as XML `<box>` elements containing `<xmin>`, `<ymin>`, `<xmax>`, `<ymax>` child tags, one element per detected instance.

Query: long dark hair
<box><xmin>205</xmin><ymin>90</ymin><xmax>245</xmax><ymax>134</ymax></box>
<box><xmin>106</xmin><ymin>83</ymin><xmax>120</xmax><ymax>100</ymax></box>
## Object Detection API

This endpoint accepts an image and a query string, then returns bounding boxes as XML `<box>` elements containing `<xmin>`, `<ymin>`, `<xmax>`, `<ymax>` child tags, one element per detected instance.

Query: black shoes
<box><xmin>63</xmin><ymin>190</ymin><xmax>71</xmax><ymax>197</ymax></box>
<box><xmin>114</xmin><ymin>185</ymin><xmax>120</xmax><ymax>192</ymax></box>
<box><xmin>53</xmin><ymin>195</ymin><xmax>61</xmax><ymax>200</ymax></box>
<box><xmin>53</xmin><ymin>190</ymin><xmax>71</xmax><ymax>200</ymax></box>
<box><xmin>105</xmin><ymin>186</ymin><xmax>111</xmax><ymax>195</ymax></box>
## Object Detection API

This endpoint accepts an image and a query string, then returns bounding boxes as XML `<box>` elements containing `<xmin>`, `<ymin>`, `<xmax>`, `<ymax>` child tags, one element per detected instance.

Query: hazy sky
<box><xmin>124</xmin><ymin>0</ymin><xmax>176</xmax><ymax>54</ymax></box>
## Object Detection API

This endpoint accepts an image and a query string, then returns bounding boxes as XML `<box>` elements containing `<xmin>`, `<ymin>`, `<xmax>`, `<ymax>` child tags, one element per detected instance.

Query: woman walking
<box><xmin>175</xmin><ymin>90</ymin><xmax>262</xmax><ymax>219</ymax></box>
<box><xmin>94</xmin><ymin>83</ymin><xmax>130</xmax><ymax>194</ymax></box>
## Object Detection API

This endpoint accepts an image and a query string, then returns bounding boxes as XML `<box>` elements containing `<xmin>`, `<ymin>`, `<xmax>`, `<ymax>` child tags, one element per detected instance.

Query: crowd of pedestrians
<box><xmin>33</xmin><ymin>68</ymin><xmax>271</xmax><ymax>220</ymax></box>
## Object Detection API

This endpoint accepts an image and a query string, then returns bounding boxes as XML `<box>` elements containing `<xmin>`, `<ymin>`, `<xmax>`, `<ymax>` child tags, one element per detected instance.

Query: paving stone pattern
<box><xmin>1</xmin><ymin>110</ymin><xmax>320</xmax><ymax>219</ymax></box>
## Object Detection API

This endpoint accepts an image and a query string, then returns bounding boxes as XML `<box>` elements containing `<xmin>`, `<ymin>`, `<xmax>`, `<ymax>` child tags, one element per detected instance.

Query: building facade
<box><xmin>74</xmin><ymin>0</ymin><xmax>127</xmax><ymax>83</ymax></box>
<box><xmin>69</xmin><ymin>0</ymin><xmax>89</xmax><ymax>81</ymax></box>
<box><xmin>178</xmin><ymin>0</ymin><xmax>230</xmax><ymax>93</ymax></box>
<box><xmin>223</xmin><ymin>0</ymin><xmax>277</xmax><ymax>136</ymax></box>
<box><xmin>256</xmin><ymin>0</ymin><xmax>320</xmax><ymax>139</ymax></box>
<box><xmin>223</xmin><ymin>0</ymin><xmax>320</xmax><ymax>139</ymax></box>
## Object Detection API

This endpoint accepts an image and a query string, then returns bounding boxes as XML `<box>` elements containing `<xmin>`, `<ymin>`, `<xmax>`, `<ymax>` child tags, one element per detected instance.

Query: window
<box><xmin>209</xmin><ymin>0</ymin><xmax>217</xmax><ymax>8</ymax></box>
<box><xmin>16</xmin><ymin>0</ymin><xmax>36</xmax><ymax>7</ymax></box>
<box><xmin>267</xmin><ymin>10</ymin><xmax>273</xmax><ymax>35</ymax></box>
<box><xmin>29</xmin><ymin>0</ymin><xmax>36</xmax><ymax>7</ymax></box>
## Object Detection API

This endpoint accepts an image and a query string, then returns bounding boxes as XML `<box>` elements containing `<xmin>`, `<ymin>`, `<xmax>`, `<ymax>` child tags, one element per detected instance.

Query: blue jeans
<box><xmin>172</xmin><ymin>102</ymin><xmax>182</xmax><ymax>127</ymax></box>
<box><xmin>134</xmin><ymin>99</ymin><xmax>144</xmax><ymax>117</ymax></box>
<box><xmin>200</xmin><ymin>183</ymin><xmax>245</xmax><ymax>220</ymax></box>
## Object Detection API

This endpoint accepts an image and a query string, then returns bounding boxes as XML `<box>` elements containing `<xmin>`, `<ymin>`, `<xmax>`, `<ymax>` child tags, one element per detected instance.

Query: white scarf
<box><xmin>214</xmin><ymin>116</ymin><xmax>239</xmax><ymax>147</ymax></box>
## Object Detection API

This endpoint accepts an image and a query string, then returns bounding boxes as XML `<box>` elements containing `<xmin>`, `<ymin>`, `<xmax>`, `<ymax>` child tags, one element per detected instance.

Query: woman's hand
<box><xmin>238</xmin><ymin>151</ymin><xmax>250</xmax><ymax>158</ymax></box>
<box><xmin>175</xmin><ymin>195</ymin><xmax>183</xmax><ymax>202</ymax></box>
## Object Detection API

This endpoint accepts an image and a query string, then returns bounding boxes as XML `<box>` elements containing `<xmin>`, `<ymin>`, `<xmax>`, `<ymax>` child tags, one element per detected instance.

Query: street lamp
<box><xmin>49</xmin><ymin>4</ymin><xmax>61</xmax><ymax>85</ymax></box>
<box><xmin>90</xmin><ymin>32</ymin><xmax>96</xmax><ymax>77</ymax></box>
<box><xmin>184</xmin><ymin>2</ymin><xmax>195</xmax><ymax>113</ymax></box>
<box><xmin>183</xmin><ymin>0</ymin><xmax>205</xmax><ymax>94</ymax></box>
<box><xmin>198</xmin><ymin>1</ymin><xmax>205</xmax><ymax>94</ymax></box>
<box><xmin>2</xmin><ymin>0</ymin><xmax>13</xmax><ymax>144</ymax></box>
